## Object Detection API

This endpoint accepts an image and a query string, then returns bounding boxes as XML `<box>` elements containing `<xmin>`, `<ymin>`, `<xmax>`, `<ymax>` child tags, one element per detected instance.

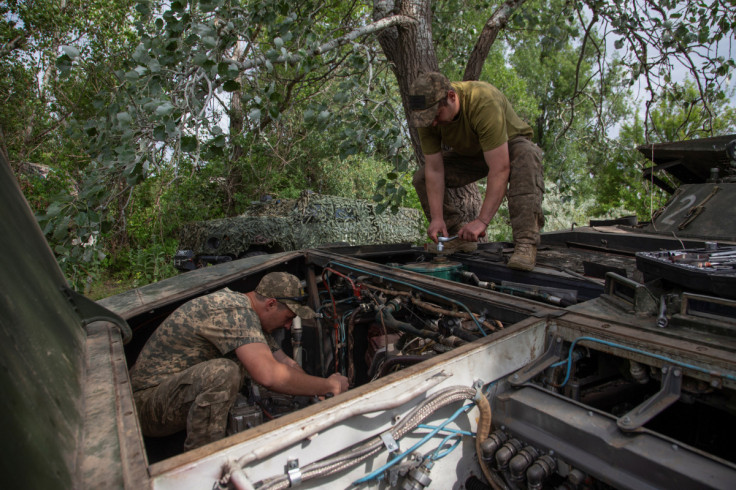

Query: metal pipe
<box><xmin>235</xmin><ymin>372</ymin><xmax>450</xmax><ymax>468</ymax></box>
<box><xmin>291</xmin><ymin>316</ymin><xmax>303</xmax><ymax>367</ymax></box>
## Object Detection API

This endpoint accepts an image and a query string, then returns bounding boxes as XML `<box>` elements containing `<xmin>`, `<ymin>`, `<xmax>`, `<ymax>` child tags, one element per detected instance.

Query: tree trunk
<box><xmin>373</xmin><ymin>0</ymin><xmax>484</xmax><ymax>237</ymax></box>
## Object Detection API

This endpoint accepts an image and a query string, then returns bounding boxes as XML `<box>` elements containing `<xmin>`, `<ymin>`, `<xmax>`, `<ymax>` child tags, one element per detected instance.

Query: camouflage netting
<box><xmin>178</xmin><ymin>191</ymin><xmax>424</xmax><ymax>258</ymax></box>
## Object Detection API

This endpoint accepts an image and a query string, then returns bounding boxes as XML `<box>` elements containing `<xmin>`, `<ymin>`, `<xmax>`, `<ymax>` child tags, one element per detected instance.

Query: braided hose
<box><xmin>258</xmin><ymin>386</ymin><xmax>493</xmax><ymax>489</ymax></box>
<box><xmin>474</xmin><ymin>394</ymin><xmax>505</xmax><ymax>490</ymax></box>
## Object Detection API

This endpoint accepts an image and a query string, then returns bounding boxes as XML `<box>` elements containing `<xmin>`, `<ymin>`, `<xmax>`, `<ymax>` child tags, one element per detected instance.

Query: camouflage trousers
<box><xmin>133</xmin><ymin>358</ymin><xmax>241</xmax><ymax>451</ymax></box>
<box><xmin>413</xmin><ymin>136</ymin><xmax>545</xmax><ymax>245</ymax></box>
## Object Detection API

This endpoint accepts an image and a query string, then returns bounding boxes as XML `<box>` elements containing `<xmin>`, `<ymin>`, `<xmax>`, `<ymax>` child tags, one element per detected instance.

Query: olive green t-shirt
<box><xmin>417</xmin><ymin>81</ymin><xmax>533</xmax><ymax>156</ymax></box>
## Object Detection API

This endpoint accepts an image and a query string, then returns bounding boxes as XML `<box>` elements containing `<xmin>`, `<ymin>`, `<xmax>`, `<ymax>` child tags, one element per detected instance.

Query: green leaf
<box><xmin>181</xmin><ymin>135</ymin><xmax>198</xmax><ymax>152</ymax></box>
<box><xmin>148</xmin><ymin>59</ymin><xmax>161</xmax><ymax>73</ymax></box>
<box><xmin>117</xmin><ymin>112</ymin><xmax>132</xmax><ymax>125</ymax></box>
<box><xmin>56</xmin><ymin>54</ymin><xmax>72</xmax><ymax>74</ymax></box>
<box><xmin>153</xmin><ymin>125</ymin><xmax>167</xmax><ymax>141</ymax></box>
<box><xmin>154</xmin><ymin>101</ymin><xmax>175</xmax><ymax>116</ymax></box>
<box><xmin>223</xmin><ymin>80</ymin><xmax>241</xmax><ymax>92</ymax></box>
<box><xmin>61</xmin><ymin>45</ymin><xmax>80</xmax><ymax>60</ymax></box>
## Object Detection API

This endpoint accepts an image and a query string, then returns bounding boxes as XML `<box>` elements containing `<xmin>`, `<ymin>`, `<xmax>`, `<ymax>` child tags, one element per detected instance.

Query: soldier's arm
<box><xmin>424</xmin><ymin>151</ymin><xmax>448</xmax><ymax>242</ymax></box>
<box><xmin>457</xmin><ymin>142</ymin><xmax>510</xmax><ymax>242</ymax></box>
<box><xmin>236</xmin><ymin>342</ymin><xmax>347</xmax><ymax>396</ymax></box>
<box><xmin>273</xmin><ymin>349</ymin><xmax>305</xmax><ymax>373</ymax></box>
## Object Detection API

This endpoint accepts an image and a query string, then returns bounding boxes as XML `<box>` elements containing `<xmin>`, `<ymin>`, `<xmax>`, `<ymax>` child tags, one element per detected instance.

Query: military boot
<box><xmin>507</xmin><ymin>243</ymin><xmax>536</xmax><ymax>271</ymax></box>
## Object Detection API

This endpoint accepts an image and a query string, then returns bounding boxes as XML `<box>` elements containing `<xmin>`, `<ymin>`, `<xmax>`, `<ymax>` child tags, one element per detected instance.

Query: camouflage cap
<box><xmin>255</xmin><ymin>272</ymin><xmax>317</xmax><ymax>319</ymax></box>
<box><xmin>408</xmin><ymin>72</ymin><xmax>453</xmax><ymax>127</ymax></box>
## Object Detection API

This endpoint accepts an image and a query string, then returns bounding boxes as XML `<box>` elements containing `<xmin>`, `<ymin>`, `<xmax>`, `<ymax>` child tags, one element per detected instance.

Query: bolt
<box><xmin>711</xmin><ymin>379</ymin><xmax>720</xmax><ymax>388</ymax></box>
<box><xmin>662</xmin><ymin>366</ymin><xmax>668</xmax><ymax>374</ymax></box>
<box><xmin>513</xmin><ymin>374</ymin><xmax>519</xmax><ymax>380</ymax></box>
<box><xmin>674</xmin><ymin>369</ymin><xmax>681</xmax><ymax>377</ymax></box>
<box><xmin>622</xmin><ymin>416</ymin><xmax>631</xmax><ymax>424</ymax></box>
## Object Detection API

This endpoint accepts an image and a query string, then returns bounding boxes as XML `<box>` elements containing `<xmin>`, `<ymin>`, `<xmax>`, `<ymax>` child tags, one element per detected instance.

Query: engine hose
<box><xmin>411</xmin><ymin>296</ymin><xmax>502</xmax><ymax>332</ymax></box>
<box><xmin>473</xmin><ymin>394</ymin><xmax>505</xmax><ymax>490</ymax></box>
<box><xmin>360</xmin><ymin>280</ymin><xmax>499</xmax><ymax>333</ymax></box>
<box><xmin>377</xmin><ymin>307</ymin><xmax>442</xmax><ymax>341</ymax></box>
<box><xmin>256</xmin><ymin>386</ymin><xmax>483</xmax><ymax>489</ymax></box>
<box><xmin>378</xmin><ymin>355</ymin><xmax>429</xmax><ymax>377</ymax></box>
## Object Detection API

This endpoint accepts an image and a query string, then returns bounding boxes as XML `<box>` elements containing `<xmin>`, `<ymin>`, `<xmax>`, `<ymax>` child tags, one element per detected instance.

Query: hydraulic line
<box><xmin>329</xmin><ymin>260</ymin><xmax>487</xmax><ymax>335</ymax></box>
<box><xmin>255</xmin><ymin>386</ymin><xmax>488</xmax><ymax>489</ymax></box>
<box><xmin>359</xmin><ymin>280</ymin><xmax>502</xmax><ymax>332</ymax></box>
<box><xmin>322</xmin><ymin>267</ymin><xmax>363</xmax><ymax>372</ymax></box>
<box><xmin>474</xmin><ymin>392</ymin><xmax>505</xmax><ymax>490</ymax></box>
<box><xmin>378</xmin><ymin>304</ymin><xmax>442</xmax><ymax>341</ymax></box>
<box><xmin>551</xmin><ymin>336</ymin><xmax>736</xmax><ymax>387</ymax></box>
<box><xmin>353</xmin><ymin>403</ymin><xmax>472</xmax><ymax>485</ymax></box>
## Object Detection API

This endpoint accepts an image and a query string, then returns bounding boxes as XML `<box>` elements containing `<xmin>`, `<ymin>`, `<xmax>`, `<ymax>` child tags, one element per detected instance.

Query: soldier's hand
<box><xmin>458</xmin><ymin>220</ymin><xmax>488</xmax><ymax>242</ymax></box>
<box><xmin>427</xmin><ymin>219</ymin><xmax>448</xmax><ymax>243</ymax></box>
<box><xmin>327</xmin><ymin>373</ymin><xmax>349</xmax><ymax>395</ymax></box>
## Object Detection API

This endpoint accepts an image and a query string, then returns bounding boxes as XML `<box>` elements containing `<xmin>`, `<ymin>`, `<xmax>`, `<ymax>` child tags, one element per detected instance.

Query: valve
<box><xmin>402</xmin><ymin>460</ymin><xmax>434</xmax><ymax>490</ymax></box>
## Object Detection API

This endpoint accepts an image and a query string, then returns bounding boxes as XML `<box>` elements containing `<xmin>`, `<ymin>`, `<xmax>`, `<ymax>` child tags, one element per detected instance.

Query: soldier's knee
<box><xmin>201</xmin><ymin>358</ymin><xmax>241</xmax><ymax>394</ymax></box>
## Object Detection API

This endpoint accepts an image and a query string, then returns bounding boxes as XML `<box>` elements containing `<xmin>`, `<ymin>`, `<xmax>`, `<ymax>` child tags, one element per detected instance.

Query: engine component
<box><xmin>526</xmin><ymin>454</ymin><xmax>557</xmax><ymax>490</ymax></box>
<box><xmin>509</xmin><ymin>446</ymin><xmax>540</xmax><ymax>482</ymax></box>
<box><xmin>402</xmin><ymin>460</ymin><xmax>433</xmax><ymax>490</ymax></box>
<box><xmin>227</xmin><ymin>394</ymin><xmax>263</xmax><ymax>435</ymax></box>
<box><xmin>480</xmin><ymin>429</ymin><xmax>508</xmax><ymax>463</ymax></box>
<box><xmin>495</xmin><ymin>438</ymin><xmax>524</xmax><ymax>471</ymax></box>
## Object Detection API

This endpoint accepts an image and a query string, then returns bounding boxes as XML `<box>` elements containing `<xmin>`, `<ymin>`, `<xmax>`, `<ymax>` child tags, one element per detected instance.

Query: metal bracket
<box><xmin>380</xmin><ymin>431</ymin><xmax>399</xmax><ymax>453</ymax></box>
<box><xmin>287</xmin><ymin>458</ymin><xmax>302</xmax><ymax>486</ymax></box>
<box><xmin>509</xmin><ymin>335</ymin><xmax>565</xmax><ymax>387</ymax></box>
<box><xmin>618</xmin><ymin>365</ymin><xmax>682</xmax><ymax>432</ymax></box>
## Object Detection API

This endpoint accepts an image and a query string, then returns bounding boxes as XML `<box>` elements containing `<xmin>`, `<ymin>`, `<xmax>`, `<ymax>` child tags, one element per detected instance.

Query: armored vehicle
<box><xmin>2</xmin><ymin>135</ymin><xmax>735</xmax><ymax>489</ymax></box>
<box><xmin>173</xmin><ymin>191</ymin><xmax>424</xmax><ymax>271</ymax></box>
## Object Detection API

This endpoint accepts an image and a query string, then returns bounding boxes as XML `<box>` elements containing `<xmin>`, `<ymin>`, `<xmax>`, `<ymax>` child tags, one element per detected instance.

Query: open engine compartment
<box><xmin>111</xmin><ymin>238</ymin><xmax>736</xmax><ymax>489</ymax></box>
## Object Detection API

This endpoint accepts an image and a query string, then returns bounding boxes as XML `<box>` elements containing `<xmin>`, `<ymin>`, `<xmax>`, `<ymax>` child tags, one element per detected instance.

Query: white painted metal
<box><xmin>151</xmin><ymin>320</ymin><xmax>548</xmax><ymax>489</ymax></box>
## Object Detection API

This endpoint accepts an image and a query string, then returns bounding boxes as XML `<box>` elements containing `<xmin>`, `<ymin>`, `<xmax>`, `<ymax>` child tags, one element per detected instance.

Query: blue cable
<box><xmin>329</xmin><ymin>261</ymin><xmax>487</xmax><ymax>336</ymax></box>
<box><xmin>417</xmin><ymin>424</ymin><xmax>474</xmax><ymax>437</ymax></box>
<box><xmin>352</xmin><ymin>403</ymin><xmax>473</xmax><ymax>485</ymax></box>
<box><xmin>552</xmin><ymin>336</ymin><xmax>736</xmax><ymax>387</ymax></box>
<box><xmin>430</xmin><ymin>433</ymin><xmax>464</xmax><ymax>461</ymax></box>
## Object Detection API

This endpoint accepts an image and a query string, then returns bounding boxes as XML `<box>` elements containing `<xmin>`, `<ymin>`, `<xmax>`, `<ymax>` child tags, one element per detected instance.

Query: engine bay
<box><xmin>121</xmin><ymin>239</ymin><xmax>736</xmax><ymax>489</ymax></box>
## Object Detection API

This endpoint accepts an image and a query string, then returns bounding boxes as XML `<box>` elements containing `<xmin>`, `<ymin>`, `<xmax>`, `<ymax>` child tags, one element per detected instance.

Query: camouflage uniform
<box><xmin>409</xmin><ymin>73</ymin><xmax>545</xmax><ymax>248</ymax></box>
<box><xmin>413</xmin><ymin>138</ymin><xmax>545</xmax><ymax>245</ymax></box>
<box><xmin>129</xmin><ymin>288</ymin><xmax>279</xmax><ymax>450</ymax></box>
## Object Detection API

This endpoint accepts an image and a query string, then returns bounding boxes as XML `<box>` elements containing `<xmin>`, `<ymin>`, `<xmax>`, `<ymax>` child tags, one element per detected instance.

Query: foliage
<box><xmin>590</xmin><ymin>81</ymin><xmax>736</xmax><ymax>220</ymax></box>
<box><xmin>3</xmin><ymin>0</ymin><xmax>736</xmax><ymax>294</ymax></box>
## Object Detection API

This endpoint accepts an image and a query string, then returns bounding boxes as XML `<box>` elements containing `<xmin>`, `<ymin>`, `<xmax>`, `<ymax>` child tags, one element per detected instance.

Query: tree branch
<box><xmin>235</xmin><ymin>14</ymin><xmax>415</xmax><ymax>72</ymax></box>
<box><xmin>463</xmin><ymin>0</ymin><xmax>528</xmax><ymax>81</ymax></box>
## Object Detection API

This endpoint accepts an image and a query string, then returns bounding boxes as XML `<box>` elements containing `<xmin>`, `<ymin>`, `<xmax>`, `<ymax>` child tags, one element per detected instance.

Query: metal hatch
<box><xmin>0</xmin><ymin>153</ymin><xmax>136</xmax><ymax>488</ymax></box>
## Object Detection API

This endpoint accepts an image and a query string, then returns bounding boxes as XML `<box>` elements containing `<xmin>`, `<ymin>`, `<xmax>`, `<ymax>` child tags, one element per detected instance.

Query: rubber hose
<box><xmin>474</xmin><ymin>394</ymin><xmax>505</xmax><ymax>490</ymax></box>
<box><xmin>258</xmin><ymin>387</ymin><xmax>481</xmax><ymax>489</ymax></box>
